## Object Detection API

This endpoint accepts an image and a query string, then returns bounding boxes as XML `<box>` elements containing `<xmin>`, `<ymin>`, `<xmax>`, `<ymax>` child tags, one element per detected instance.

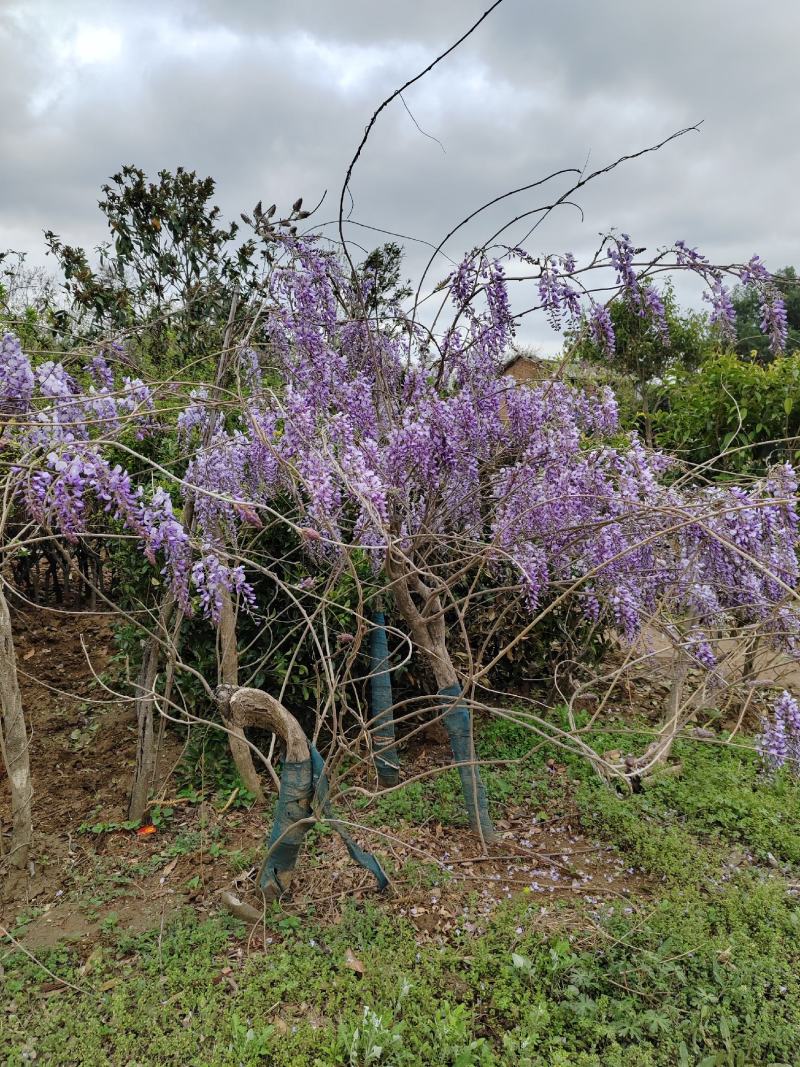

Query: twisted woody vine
<box><xmin>1</xmin><ymin>208</ymin><xmax>798</xmax><ymax>890</ymax></box>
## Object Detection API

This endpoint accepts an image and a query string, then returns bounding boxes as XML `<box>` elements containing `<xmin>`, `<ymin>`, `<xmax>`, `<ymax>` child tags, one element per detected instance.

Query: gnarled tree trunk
<box><xmin>388</xmin><ymin>556</ymin><xmax>496</xmax><ymax>846</ymax></box>
<box><xmin>217</xmin><ymin>584</ymin><xmax>265</xmax><ymax>802</ymax></box>
<box><xmin>627</xmin><ymin>642</ymin><xmax>693</xmax><ymax>782</ymax></box>
<box><xmin>216</xmin><ymin>684</ymin><xmax>388</xmax><ymax>917</ymax></box>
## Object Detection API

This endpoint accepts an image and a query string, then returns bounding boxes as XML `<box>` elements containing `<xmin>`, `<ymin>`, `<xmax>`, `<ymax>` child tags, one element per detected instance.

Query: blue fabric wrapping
<box><xmin>259</xmin><ymin>760</ymin><xmax>313</xmax><ymax>893</ymax></box>
<box><xmin>438</xmin><ymin>684</ymin><xmax>495</xmax><ymax>842</ymax></box>
<box><xmin>259</xmin><ymin>746</ymin><xmax>389</xmax><ymax>895</ymax></box>
<box><xmin>368</xmin><ymin>611</ymin><xmax>400</xmax><ymax>786</ymax></box>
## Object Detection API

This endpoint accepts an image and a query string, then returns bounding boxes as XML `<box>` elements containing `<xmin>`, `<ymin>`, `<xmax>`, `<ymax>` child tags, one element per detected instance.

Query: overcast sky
<box><xmin>1</xmin><ymin>0</ymin><xmax>798</xmax><ymax>350</ymax></box>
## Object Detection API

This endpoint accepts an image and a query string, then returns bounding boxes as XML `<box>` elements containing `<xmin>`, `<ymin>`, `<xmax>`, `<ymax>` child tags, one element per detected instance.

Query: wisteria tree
<box><xmin>3</xmin><ymin>90</ymin><xmax>800</xmax><ymax>910</ymax></box>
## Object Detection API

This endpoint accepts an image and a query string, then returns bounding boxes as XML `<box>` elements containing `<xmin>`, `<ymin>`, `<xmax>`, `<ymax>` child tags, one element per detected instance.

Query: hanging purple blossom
<box><xmin>739</xmin><ymin>255</ymin><xmax>771</xmax><ymax>287</ymax></box>
<box><xmin>703</xmin><ymin>279</ymin><xmax>736</xmax><ymax>341</ymax></box>
<box><xmin>607</xmin><ymin>234</ymin><xmax>639</xmax><ymax>295</ymax></box>
<box><xmin>117</xmin><ymin>377</ymin><xmax>157</xmax><ymax>437</ymax></box>
<box><xmin>85</xmin><ymin>353</ymin><xmax>115</xmax><ymax>390</ymax></box>
<box><xmin>639</xmin><ymin>284</ymin><xmax>669</xmax><ymax>340</ymax></box>
<box><xmin>177</xmin><ymin>388</ymin><xmax>210</xmax><ymax>441</ymax></box>
<box><xmin>537</xmin><ymin>256</ymin><xmax>581</xmax><ymax>331</ymax></box>
<box><xmin>758</xmin><ymin>690</ymin><xmax>800</xmax><ymax>776</ymax></box>
<box><xmin>674</xmin><ymin>240</ymin><xmax>708</xmax><ymax>267</ymax></box>
<box><xmin>191</xmin><ymin>552</ymin><xmax>256</xmax><ymax>623</ymax></box>
<box><xmin>0</xmin><ymin>332</ymin><xmax>35</xmax><ymax>412</ymax></box>
<box><xmin>36</xmin><ymin>361</ymin><xmax>76</xmax><ymax>400</ymax></box>
<box><xmin>587</xmin><ymin>303</ymin><xmax>616</xmax><ymax>356</ymax></box>
<box><xmin>759</xmin><ymin>290</ymin><xmax>789</xmax><ymax>355</ymax></box>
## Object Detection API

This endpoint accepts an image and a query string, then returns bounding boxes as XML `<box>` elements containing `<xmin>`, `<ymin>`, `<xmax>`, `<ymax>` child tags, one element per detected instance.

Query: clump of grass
<box><xmin>6</xmin><ymin>713</ymin><xmax>799</xmax><ymax>1065</ymax></box>
<box><xmin>4</xmin><ymin>879</ymin><xmax>800</xmax><ymax>1065</ymax></box>
<box><xmin>572</xmin><ymin>734</ymin><xmax>800</xmax><ymax>882</ymax></box>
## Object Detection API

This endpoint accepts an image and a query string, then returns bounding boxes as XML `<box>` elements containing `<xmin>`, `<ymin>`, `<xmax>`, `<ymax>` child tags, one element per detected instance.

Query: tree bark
<box><xmin>628</xmin><ymin>644</ymin><xmax>692</xmax><ymax>781</ymax></box>
<box><xmin>387</xmin><ymin>557</ymin><xmax>496</xmax><ymax>845</ymax></box>
<box><xmin>217</xmin><ymin>684</ymin><xmax>310</xmax><ymax>900</ymax></box>
<box><xmin>0</xmin><ymin>582</ymin><xmax>32</xmax><ymax>869</ymax></box>
<box><xmin>217</xmin><ymin>585</ymin><xmax>265</xmax><ymax>802</ymax></box>
<box><xmin>127</xmin><ymin>623</ymin><xmax>163</xmax><ymax>823</ymax></box>
<box><xmin>217</xmin><ymin>684</ymin><xmax>309</xmax><ymax>763</ymax></box>
<box><xmin>216</xmin><ymin>684</ymin><xmax>387</xmax><ymax>902</ymax></box>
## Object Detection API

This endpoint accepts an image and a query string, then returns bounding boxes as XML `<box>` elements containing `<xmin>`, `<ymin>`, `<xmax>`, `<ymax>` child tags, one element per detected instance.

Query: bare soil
<box><xmin>1</xmin><ymin>601</ymin><xmax>647</xmax><ymax>954</ymax></box>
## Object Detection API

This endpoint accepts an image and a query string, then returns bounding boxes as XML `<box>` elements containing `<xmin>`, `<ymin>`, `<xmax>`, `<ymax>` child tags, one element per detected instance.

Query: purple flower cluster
<box><xmin>606</xmin><ymin>236</ymin><xmax>669</xmax><ymax>336</ymax></box>
<box><xmin>141</xmin><ymin>488</ymin><xmax>192</xmax><ymax>610</ymax></box>
<box><xmin>184</xmin><ymin>430</ymin><xmax>252</xmax><ymax>544</ymax></box>
<box><xmin>3</xmin><ymin>225</ymin><xmax>798</xmax><ymax>669</ymax></box>
<box><xmin>537</xmin><ymin>255</ymin><xmax>582</xmax><ymax>331</ymax></box>
<box><xmin>738</xmin><ymin>255</ymin><xmax>788</xmax><ymax>354</ymax></box>
<box><xmin>607</xmin><ymin>233</ymin><xmax>639</xmax><ymax>294</ymax></box>
<box><xmin>0</xmin><ymin>336</ymin><xmax>158</xmax><ymax>449</ymax></box>
<box><xmin>758</xmin><ymin>691</ymin><xmax>800</xmax><ymax>775</ymax></box>
<box><xmin>117</xmin><ymin>377</ymin><xmax>157</xmax><ymax>438</ymax></box>
<box><xmin>177</xmin><ymin>388</ymin><xmax>210</xmax><ymax>441</ymax></box>
<box><xmin>0</xmin><ymin>332</ymin><xmax>35</xmax><ymax>412</ymax></box>
<box><xmin>213</xmin><ymin>241</ymin><xmax>800</xmax><ymax>667</ymax></box>
<box><xmin>674</xmin><ymin>240</ymin><xmax>708</xmax><ymax>268</ymax></box>
<box><xmin>587</xmin><ymin>303</ymin><xmax>616</xmax><ymax>355</ymax></box>
<box><xmin>739</xmin><ymin>255</ymin><xmax>770</xmax><ymax>287</ymax></box>
<box><xmin>1</xmin><ymin>332</ymin><xmax>196</xmax><ymax>607</ymax></box>
<box><xmin>18</xmin><ymin>447</ymin><xmax>197</xmax><ymax>612</ymax></box>
<box><xmin>448</xmin><ymin>253</ymin><xmax>516</xmax><ymax>367</ymax></box>
<box><xmin>85</xmin><ymin>353</ymin><xmax>115</xmax><ymax>390</ymax></box>
<box><xmin>37</xmin><ymin>361</ymin><xmax>76</xmax><ymax>400</ymax></box>
<box><xmin>639</xmin><ymin>284</ymin><xmax>669</xmax><ymax>340</ymax></box>
<box><xmin>703</xmin><ymin>279</ymin><xmax>736</xmax><ymax>342</ymax></box>
<box><xmin>759</xmin><ymin>290</ymin><xmax>789</xmax><ymax>354</ymax></box>
<box><xmin>191</xmin><ymin>552</ymin><xmax>256</xmax><ymax>623</ymax></box>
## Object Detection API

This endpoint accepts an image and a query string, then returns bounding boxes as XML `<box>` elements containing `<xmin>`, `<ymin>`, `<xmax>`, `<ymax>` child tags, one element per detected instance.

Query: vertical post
<box><xmin>368</xmin><ymin>608</ymin><xmax>400</xmax><ymax>787</ymax></box>
<box><xmin>128</xmin><ymin>601</ymin><xmax>169</xmax><ymax>822</ymax></box>
<box><xmin>438</xmin><ymin>684</ymin><xmax>496</xmax><ymax>844</ymax></box>
<box><xmin>0</xmin><ymin>581</ymin><xmax>33</xmax><ymax>868</ymax></box>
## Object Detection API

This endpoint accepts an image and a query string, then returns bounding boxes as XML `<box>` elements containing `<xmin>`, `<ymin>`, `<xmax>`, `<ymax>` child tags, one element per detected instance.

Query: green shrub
<box><xmin>654</xmin><ymin>350</ymin><xmax>800</xmax><ymax>473</ymax></box>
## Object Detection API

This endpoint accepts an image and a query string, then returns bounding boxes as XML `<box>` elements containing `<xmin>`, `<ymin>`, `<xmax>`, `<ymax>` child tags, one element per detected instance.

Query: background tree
<box><xmin>356</xmin><ymin>242</ymin><xmax>412</xmax><ymax>320</ymax></box>
<box><xmin>0</xmin><ymin>251</ymin><xmax>64</xmax><ymax>352</ymax></box>
<box><xmin>732</xmin><ymin>265</ymin><xmax>800</xmax><ymax>360</ymax></box>
<box><xmin>43</xmin><ymin>166</ymin><xmax>258</xmax><ymax>370</ymax></box>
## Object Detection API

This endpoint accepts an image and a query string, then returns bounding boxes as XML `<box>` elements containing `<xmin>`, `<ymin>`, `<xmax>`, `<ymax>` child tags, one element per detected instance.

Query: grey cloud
<box><xmin>1</xmin><ymin>0</ymin><xmax>798</xmax><ymax>350</ymax></box>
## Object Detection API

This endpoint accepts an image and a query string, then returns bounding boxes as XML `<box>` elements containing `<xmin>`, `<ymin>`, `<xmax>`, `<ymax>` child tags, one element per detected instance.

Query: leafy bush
<box><xmin>655</xmin><ymin>350</ymin><xmax>800</xmax><ymax>473</ymax></box>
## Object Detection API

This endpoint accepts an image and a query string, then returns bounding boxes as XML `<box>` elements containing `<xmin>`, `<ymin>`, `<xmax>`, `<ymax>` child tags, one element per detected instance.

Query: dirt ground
<box><xmin>1</xmin><ymin>601</ymin><xmax>183</xmax><ymax>931</ymax></box>
<box><xmin>1</xmin><ymin>601</ymin><xmax>650</xmax><ymax>955</ymax></box>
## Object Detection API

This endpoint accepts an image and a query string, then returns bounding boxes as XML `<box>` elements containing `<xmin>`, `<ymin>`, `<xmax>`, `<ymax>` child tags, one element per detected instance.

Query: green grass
<box><xmin>570</xmin><ymin>733</ymin><xmax>800</xmax><ymax>884</ymax></box>
<box><xmin>3</xmin><ymin>881</ymin><xmax>800</xmax><ymax>1065</ymax></box>
<box><xmin>351</xmin><ymin>714</ymin><xmax>550</xmax><ymax>829</ymax></box>
<box><xmin>4</xmin><ymin>715</ymin><xmax>800</xmax><ymax>1065</ymax></box>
